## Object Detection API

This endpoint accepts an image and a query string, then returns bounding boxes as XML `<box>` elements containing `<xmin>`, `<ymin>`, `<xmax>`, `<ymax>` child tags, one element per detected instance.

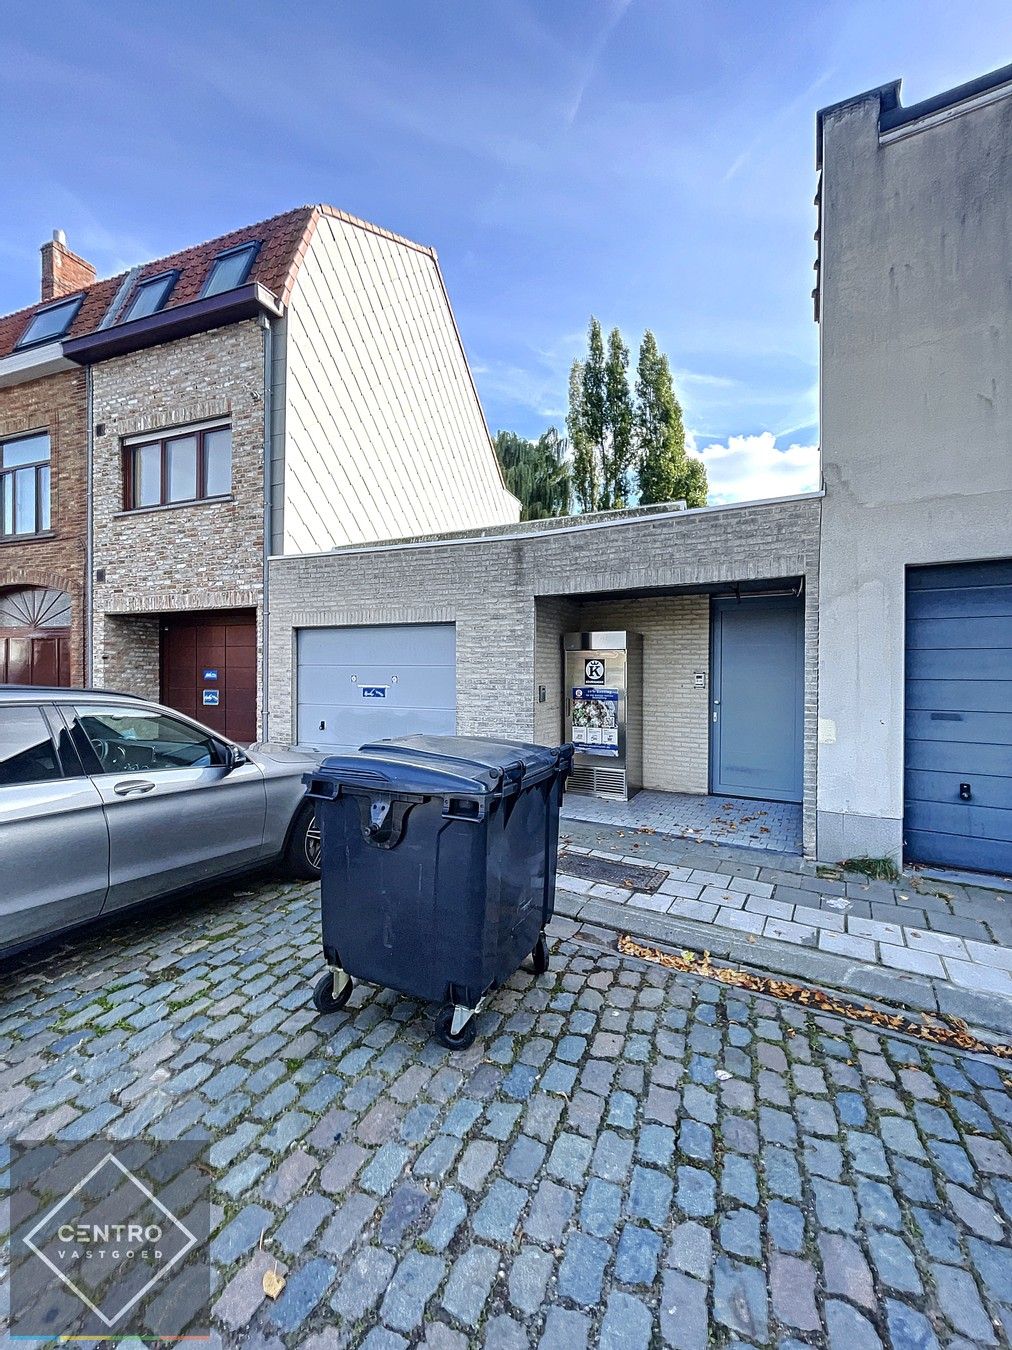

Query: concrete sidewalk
<box><xmin>558</xmin><ymin>819</ymin><xmax>1012</xmax><ymax>1037</ymax></box>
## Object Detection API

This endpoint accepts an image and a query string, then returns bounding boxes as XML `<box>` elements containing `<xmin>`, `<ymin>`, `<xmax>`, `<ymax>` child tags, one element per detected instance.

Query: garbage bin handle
<box><xmin>357</xmin><ymin>793</ymin><xmax>418</xmax><ymax>848</ymax></box>
<box><xmin>442</xmin><ymin>796</ymin><xmax>487</xmax><ymax>822</ymax></box>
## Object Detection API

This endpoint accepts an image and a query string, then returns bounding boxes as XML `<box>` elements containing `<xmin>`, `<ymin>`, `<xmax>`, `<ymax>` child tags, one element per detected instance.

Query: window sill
<box><xmin>113</xmin><ymin>495</ymin><xmax>234</xmax><ymax>519</ymax></box>
<box><xmin>0</xmin><ymin>530</ymin><xmax>57</xmax><ymax>547</ymax></box>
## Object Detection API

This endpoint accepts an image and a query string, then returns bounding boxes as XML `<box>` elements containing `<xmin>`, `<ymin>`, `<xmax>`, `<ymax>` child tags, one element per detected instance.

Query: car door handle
<box><xmin>113</xmin><ymin>780</ymin><xmax>156</xmax><ymax>796</ymax></box>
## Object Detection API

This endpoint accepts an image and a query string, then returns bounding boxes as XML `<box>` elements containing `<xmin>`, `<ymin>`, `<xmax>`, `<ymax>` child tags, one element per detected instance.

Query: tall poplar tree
<box><xmin>635</xmin><ymin>330</ymin><xmax>708</xmax><ymax>507</ymax></box>
<box><xmin>567</xmin><ymin>359</ymin><xmax>598</xmax><ymax>513</ymax></box>
<box><xmin>601</xmin><ymin>327</ymin><xmax>634</xmax><ymax>508</ymax></box>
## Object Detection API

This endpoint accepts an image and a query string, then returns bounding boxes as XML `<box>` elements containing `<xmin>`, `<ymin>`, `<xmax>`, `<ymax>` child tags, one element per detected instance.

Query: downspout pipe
<box><xmin>85</xmin><ymin>365</ymin><xmax>94</xmax><ymax>686</ymax></box>
<box><xmin>260</xmin><ymin>313</ymin><xmax>272</xmax><ymax>742</ymax></box>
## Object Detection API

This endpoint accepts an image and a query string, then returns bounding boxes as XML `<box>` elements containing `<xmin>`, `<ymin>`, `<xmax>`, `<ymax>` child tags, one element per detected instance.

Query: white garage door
<box><xmin>296</xmin><ymin>623</ymin><xmax>456</xmax><ymax>750</ymax></box>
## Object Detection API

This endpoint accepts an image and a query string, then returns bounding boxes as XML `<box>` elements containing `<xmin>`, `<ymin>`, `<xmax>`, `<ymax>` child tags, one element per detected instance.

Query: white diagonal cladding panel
<box><xmin>282</xmin><ymin>212</ymin><xmax>520</xmax><ymax>554</ymax></box>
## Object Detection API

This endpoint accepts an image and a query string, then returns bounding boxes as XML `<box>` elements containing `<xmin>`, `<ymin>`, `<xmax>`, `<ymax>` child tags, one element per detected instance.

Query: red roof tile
<box><xmin>0</xmin><ymin>206</ymin><xmax>316</xmax><ymax>360</ymax></box>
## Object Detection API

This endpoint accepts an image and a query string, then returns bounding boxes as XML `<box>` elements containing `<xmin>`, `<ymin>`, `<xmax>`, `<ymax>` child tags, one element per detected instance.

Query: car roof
<box><xmin>0</xmin><ymin>685</ymin><xmax>144</xmax><ymax>703</ymax></box>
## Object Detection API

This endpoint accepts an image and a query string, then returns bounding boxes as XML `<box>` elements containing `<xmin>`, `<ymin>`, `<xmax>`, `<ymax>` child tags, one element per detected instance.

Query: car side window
<box><xmin>73</xmin><ymin>706</ymin><xmax>225</xmax><ymax>775</ymax></box>
<box><xmin>0</xmin><ymin>707</ymin><xmax>63</xmax><ymax>786</ymax></box>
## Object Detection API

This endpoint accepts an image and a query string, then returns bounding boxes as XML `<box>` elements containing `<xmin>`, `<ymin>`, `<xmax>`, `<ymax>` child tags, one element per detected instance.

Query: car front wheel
<box><xmin>284</xmin><ymin>802</ymin><xmax>322</xmax><ymax>880</ymax></box>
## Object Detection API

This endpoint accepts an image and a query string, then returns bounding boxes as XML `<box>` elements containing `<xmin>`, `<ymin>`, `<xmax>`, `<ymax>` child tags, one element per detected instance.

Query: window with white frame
<box><xmin>0</xmin><ymin>432</ymin><xmax>51</xmax><ymax>537</ymax></box>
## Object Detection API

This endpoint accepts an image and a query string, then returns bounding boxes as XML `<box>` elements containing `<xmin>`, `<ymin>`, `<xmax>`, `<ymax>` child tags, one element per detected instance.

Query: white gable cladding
<box><xmin>282</xmin><ymin>213</ymin><xmax>520</xmax><ymax>552</ymax></box>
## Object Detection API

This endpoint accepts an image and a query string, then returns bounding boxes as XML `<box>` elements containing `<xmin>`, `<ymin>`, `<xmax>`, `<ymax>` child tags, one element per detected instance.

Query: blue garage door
<box><xmin>710</xmin><ymin>595</ymin><xmax>804</xmax><ymax>803</ymax></box>
<box><xmin>905</xmin><ymin>561</ymin><xmax>1012</xmax><ymax>874</ymax></box>
<box><xmin>297</xmin><ymin>623</ymin><xmax>456</xmax><ymax>751</ymax></box>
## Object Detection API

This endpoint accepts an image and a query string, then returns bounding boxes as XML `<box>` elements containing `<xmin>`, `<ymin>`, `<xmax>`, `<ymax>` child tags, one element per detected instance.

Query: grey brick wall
<box><xmin>269</xmin><ymin>496</ymin><xmax>822</xmax><ymax>851</ymax></box>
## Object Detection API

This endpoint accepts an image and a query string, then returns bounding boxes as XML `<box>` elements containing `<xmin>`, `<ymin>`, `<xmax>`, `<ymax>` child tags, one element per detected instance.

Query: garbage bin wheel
<box><xmin>313</xmin><ymin>970</ymin><xmax>353</xmax><ymax>1014</ymax></box>
<box><xmin>435</xmin><ymin>1005</ymin><xmax>477</xmax><ymax>1051</ymax></box>
<box><xmin>531</xmin><ymin>933</ymin><xmax>550</xmax><ymax>975</ymax></box>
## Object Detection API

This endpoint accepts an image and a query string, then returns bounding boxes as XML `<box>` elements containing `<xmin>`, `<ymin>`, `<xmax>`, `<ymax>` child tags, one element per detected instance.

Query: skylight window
<box><xmin>16</xmin><ymin>295</ymin><xmax>84</xmax><ymax>349</ymax></box>
<box><xmin>122</xmin><ymin>270</ymin><xmax>178</xmax><ymax>322</ymax></box>
<box><xmin>201</xmin><ymin>242</ymin><xmax>260</xmax><ymax>298</ymax></box>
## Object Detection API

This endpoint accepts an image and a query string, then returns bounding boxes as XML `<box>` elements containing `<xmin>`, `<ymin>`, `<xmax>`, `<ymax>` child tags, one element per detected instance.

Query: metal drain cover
<box><xmin>558</xmin><ymin>851</ymin><xmax>667</xmax><ymax>894</ymax></box>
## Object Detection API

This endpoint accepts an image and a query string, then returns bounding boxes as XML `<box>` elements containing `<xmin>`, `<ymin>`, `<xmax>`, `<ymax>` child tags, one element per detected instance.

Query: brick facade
<box><xmin>268</xmin><ymin>496</ymin><xmax>822</xmax><ymax>851</ymax></box>
<box><xmin>91</xmin><ymin>321</ymin><xmax>266</xmax><ymax>721</ymax></box>
<box><xmin>0</xmin><ymin>367</ymin><xmax>87</xmax><ymax>684</ymax></box>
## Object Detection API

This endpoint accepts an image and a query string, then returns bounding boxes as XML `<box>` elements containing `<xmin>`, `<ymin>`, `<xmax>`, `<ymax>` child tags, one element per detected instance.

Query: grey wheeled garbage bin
<box><xmin>303</xmin><ymin>735</ymin><xmax>573</xmax><ymax>1049</ymax></box>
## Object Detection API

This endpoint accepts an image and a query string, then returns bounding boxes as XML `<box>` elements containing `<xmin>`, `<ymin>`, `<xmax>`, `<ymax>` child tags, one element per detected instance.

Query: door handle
<box><xmin>113</xmin><ymin>780</ymin><xmax>156</xmax><ymax>797</ymax></box>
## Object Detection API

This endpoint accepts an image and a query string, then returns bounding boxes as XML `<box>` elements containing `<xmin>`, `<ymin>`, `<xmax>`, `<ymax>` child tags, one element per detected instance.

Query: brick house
<box><xmin>0</xmin><ymin>233</ymin><xmax>95</xmax><ymax>686</ymax></box>
<box><xmin>0</xmin><ymin>207</ymin><xmax>520</xmax><ymax>740</ymax></box>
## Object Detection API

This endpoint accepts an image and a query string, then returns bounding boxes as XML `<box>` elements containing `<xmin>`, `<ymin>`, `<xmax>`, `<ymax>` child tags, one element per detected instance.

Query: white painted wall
<box><xmin>817</xmin><ymin>81</ymin><xmax>1012</xmax><ymax>861</ymax></box>
<box><xmin>281</xmin><ymin>212</ymin><xmax>519</xmax><ymax>552</ymax></box>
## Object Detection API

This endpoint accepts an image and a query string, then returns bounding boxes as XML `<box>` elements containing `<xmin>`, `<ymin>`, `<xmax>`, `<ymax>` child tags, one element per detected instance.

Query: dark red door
<box><xmin>0</xmin><ymin>632</ymin><xmax>70</xmax><ymax>685</ymax></box>
<box><xmin>160</xmin><ymin>610</ymin><xmax>257</xmax><ymax>743</ymax></box>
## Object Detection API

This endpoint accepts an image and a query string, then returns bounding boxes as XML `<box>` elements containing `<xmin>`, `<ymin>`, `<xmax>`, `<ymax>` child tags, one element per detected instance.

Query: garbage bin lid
<box><xmin>361</xmin><ymin>735</ymin><xmax>567</xmax><ymax>786</ymax></box>
<box><xmin>311</xmin><ymin>748</ymin><xmax>506</xmax><ymax>799</ymax></box>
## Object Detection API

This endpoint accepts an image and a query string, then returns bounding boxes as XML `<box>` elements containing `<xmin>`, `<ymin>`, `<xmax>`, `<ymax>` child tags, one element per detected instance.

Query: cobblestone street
<box><xmin>2</xmin><ymin>876</ymin><xmax>1011</xmax><ymax>1348</ymax></box>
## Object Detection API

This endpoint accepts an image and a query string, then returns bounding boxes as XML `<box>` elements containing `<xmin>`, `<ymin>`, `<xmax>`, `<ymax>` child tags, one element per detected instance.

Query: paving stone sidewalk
<box><xmin>1</xmin><ymin>875</ymin><xmax>1011</xmax><ymax>1348</ymax></box>
<box><xmin>559</xmin><ymin>819</ymin><xmax>1012</xmax><ymax>1034</ymax></box>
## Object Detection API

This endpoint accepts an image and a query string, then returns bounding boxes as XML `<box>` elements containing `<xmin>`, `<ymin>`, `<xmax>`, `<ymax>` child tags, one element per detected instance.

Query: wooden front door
<box><xmin>160</xmin><ymin>610</ymin><xmax>257</xmax><ymax>743</ymax></box>
<box><xmin>0</xmin><ymin>631</ymin><xmax>70</xmax><ymax>685</ymax></box>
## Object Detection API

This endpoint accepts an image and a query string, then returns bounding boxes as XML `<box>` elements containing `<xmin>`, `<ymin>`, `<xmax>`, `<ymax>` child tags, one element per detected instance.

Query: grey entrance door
<box><xmin>904</xmin><ymin>560</ymin><xmax>1012</xmax><ymax>873</ymax></box>
<box><xmin>710</xmin><ymin>596</ymin><xmax>804</xmax><ymax>802</ymax></box>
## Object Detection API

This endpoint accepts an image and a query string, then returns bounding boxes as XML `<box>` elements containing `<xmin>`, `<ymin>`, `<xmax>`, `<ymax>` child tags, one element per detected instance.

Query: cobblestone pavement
<box><xmin>563</xmin><ymin>791</ymin><xmax>803</xmax><ymax>854</ymax></box>
<box><xmin>2</xmin><ymin>876</ymin><xmax>1012</xmax><ymax>1348</ymax></box>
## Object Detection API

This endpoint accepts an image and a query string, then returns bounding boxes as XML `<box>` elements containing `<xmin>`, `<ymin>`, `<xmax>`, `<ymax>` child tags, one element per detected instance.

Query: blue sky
<box><xmin>2</xmin><ymin>1</ymin><xmax>1009</xmax><ymax>500</ymax></box>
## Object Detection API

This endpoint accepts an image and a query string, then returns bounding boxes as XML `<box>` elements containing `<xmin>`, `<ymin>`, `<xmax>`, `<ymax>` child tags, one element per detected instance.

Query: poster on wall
<box><xmin>571</xmin><ymin>686</ymin><xmax>619</xmax><ymax>756</ymax></box>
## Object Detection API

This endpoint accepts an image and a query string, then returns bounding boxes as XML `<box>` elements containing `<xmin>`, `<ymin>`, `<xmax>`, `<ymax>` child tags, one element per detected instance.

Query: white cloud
<box><xmin>690</xmin><ymin>432</ymin><xmax>821</xmax><ymax>505</ymax></box>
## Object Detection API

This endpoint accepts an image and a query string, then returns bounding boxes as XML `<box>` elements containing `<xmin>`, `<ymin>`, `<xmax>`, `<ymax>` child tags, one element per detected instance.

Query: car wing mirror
<box><xmin>222</xmin><ymin>743</ymin><xmax>249</xmax><ymax>773</ymax></box>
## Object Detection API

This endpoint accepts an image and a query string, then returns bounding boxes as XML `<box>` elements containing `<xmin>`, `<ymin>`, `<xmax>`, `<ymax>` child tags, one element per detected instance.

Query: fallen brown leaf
<box><xmin>616</xmin><ymin>934</ymin><xmax>1012</xmax><ymax>1060</ymax></box>
<box><xmin>262</xmin><ymin>1268</ymin><xmax>285</xmax><ymax>1300</ymax></box>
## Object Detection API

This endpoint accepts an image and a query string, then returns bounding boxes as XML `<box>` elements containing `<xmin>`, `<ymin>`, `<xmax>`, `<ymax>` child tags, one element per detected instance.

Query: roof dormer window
<box><xmin>122</xmin><ymin>270</ymin><xmax>178</xmax><ymax>322</ymax></box>
<box><xmin>201</xmin><ymin>242</ymin><xmax>260</xmax><ymax>298</ymax></box>
<box><xmin>15</xmin><ymin>294</ymin><xmax>84</xmax><ymax>349</ymax></box>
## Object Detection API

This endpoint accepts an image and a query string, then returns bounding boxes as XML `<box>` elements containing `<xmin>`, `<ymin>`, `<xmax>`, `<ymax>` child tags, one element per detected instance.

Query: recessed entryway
<box><xmin>0</xmin><ymin>586</ymin><xmax>71</xmax><ymax>685</ymax></box>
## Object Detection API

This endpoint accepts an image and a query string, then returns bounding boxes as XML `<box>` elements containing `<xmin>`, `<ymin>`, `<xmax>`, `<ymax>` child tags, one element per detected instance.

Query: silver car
<box><xmin>1</xmin><ymin>686</ymin><xmax>321</xmax><ymax>957</ymax></box>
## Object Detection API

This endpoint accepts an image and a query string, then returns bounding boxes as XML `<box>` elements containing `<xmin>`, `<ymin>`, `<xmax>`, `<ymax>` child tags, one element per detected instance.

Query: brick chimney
<box><xmin>41</xmin><ymin>230</ymin><xmax>96</xmax><ymax>300</ymax></box>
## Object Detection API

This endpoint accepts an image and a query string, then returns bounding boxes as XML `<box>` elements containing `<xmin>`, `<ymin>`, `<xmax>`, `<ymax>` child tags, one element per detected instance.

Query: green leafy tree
<box><xmin>494</xmin><ymin>428</ymin><xmax>571</xmax><ymax>520</ymax></box>
<box><xmin>601</xmin><ymin>327</ymin><xmax>634</xmax><ymax>508</ymax></box>
<box><xmin>568</xmin><ymin>317</ymin><xmax>634</xmax><ymax>511</ymax></box>
<box><xmin>579</xmin><ymin>317</ymin><xmax>608</xmax><ymax>508</ymax></box>
<box><xmin>567</xmin><ymin>317</ymin><xmax>708</xmax><ymax>512</ymax></box>
<box><xmin>634</xmin><ymin>330</ymin><xmax>708</xmax><ymax>507</ymax></box>
<box><xmin>567</xmin><ymin>359</ymin><xmax>598</xmax><ymax>513</ymax></box>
